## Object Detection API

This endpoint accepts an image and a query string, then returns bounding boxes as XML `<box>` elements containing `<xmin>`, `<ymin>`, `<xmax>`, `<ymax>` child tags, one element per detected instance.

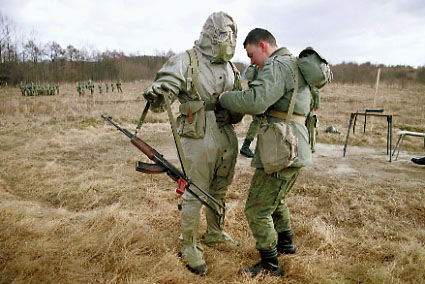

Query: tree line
<box><xmin>1</xmin><ymin>12</ymin><xmax>424</xmax><ymax>87</ymax></box>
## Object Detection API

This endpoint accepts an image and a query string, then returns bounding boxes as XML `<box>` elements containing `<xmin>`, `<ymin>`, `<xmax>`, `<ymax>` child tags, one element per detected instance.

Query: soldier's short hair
<box><xmin>243</xmin><ymin>28</ymin><xmax>277</xmax><ymax>48</ymax></box>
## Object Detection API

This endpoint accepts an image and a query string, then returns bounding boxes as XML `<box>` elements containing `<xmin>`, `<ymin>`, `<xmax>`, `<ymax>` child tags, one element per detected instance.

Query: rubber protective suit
<box><xmin>142</xmin><ymin>11</ymin><xmax>243</xmax><ymax>273</ymax></box>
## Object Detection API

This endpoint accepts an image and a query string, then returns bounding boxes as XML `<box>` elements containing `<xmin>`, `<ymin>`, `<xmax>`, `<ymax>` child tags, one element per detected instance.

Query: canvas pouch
<box><xmin>258</xmin><ymin>121</ymin><xmax>298</xmax><ymax>174</ymax></box>
<box><xmin>177</xmin><ymin>101</ymin><xmax>206</xmax><ymax>139</ymax></box>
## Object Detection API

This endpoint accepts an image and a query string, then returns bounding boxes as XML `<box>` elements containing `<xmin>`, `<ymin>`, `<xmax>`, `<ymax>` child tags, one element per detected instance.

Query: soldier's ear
<box><xmin>259</xmin><ymin>41</ymin><xmax>266</xmax><ymax>52</ymax></box>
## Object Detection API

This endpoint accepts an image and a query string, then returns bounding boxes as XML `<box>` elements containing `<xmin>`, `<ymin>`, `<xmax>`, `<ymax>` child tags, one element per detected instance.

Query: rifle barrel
<box><xmin>101</xmin><ymin>114</ymin><xmax>134</xmax><ymax>139</ymax></box>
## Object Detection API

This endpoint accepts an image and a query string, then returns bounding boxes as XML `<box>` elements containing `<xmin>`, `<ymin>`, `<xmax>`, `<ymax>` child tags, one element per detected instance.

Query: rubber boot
<box><xmin>240</xmin><ymin>139</ymin><xmax>254</xmax><ymax>158</ymax></box>
<box><xmin>187</xmin><ymin>263</ymin><xmax>208</xmax><ymax>275</ymax></box>
<box><xmin>277</xmin><ymin>229</ymin><xmax>296</xmax><ymax>254</ymax></box>
<box><xmin>238</xmin><ymin>247</ymin><xmax>282</xmax><ymax>277</ymax></box>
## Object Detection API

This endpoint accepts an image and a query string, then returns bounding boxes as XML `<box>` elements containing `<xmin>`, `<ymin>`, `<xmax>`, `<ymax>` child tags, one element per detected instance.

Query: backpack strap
<box><xmin>228</xmin><ymin>61</ymin><xmax>243</xmax><ymax>91</ymax></box>
<box><xmin>286</xmin><ymin>56</ymin><xmax>299</xmax><ymax>125</ymax></box>
<box><xmin>186</xmin><ymin>49</ymin><xmax>201</xmax><ymax>99</ymax></box>
<box><xmin>186</xmin><ymin>49</ymin><xmax>242</xmax><ymax>99</ymax></box>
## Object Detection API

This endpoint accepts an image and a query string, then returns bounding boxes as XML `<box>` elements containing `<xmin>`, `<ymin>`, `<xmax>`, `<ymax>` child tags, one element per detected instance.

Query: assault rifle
<box><xmin>101</xmin><ymin>114</ymin><xmax>226</xmax><ymax>224</ymax></box>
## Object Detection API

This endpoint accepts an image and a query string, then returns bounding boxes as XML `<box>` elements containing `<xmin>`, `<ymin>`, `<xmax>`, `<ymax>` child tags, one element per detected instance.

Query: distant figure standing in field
<box><xmin>110</xmin><ymin>82</ymin><xmax>114</xmax><ymax>92</ymax></box>
<box><xmin>87</xmin><ymin>80</ymin><xmax>94</xmax><ymax>95</ymax></box>
<box><xmin>19</xmin><ymin>82</ymin><xmax>25</xmax><ymax>96</ymax></box>
<box><xmin>77</xmin><ymin>83</ymin><xmax>84</xmax><ymax>97</ymax></box>
<box><xmin>105</xmin><ymin>82</ymin><xmax>109</xmax><ymax>93</ymax></box>
<box><xmin>98</xmin><ymin>84</ymin><xmax>103</xmax><ymax>94</ymax></box>
<box><xmin>116</xmin><ymin>81</ymin><xmax>122</xmax><ymax>93</ymax></box>
<box><xmin>306</xmin><ymin>86</ymin><xmax>320</xmax><ymax>153</ymax></box>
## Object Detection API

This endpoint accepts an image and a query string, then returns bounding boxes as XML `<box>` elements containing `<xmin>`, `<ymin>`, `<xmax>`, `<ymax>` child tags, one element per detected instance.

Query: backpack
<box><xmin>298</xmin><ymin>47</ymin><xmax>332</xmax><ymax>89</ymax></box>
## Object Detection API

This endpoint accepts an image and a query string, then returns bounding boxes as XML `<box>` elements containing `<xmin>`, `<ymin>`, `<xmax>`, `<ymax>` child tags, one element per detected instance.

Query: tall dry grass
<box><xmin>0</xmin><ymin>82</ymin><xmax>424</xmax><ymax>284</ymax></box>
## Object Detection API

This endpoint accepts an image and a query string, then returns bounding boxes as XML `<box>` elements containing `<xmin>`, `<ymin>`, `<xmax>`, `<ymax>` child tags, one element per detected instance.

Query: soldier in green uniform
<box><xmin>143</xmin><ymin>11</ymin><xmax>243</xmax><ymax>275</ymax></box>
<box><xmin>110</xmin><ymin>82</ymin><xmax>114</xmax><ymax>92</ymax></box>
<box><xmin>88</xmin><ymin>80</ymin><xmax>94</xmax><ymax>95</ymax></box>
<box><xmin>116</xmin><ymin>81</ymin><xmax>122</xmax><ymax>93</ymax></box>
<box><xmin>306</xmin><ymin>86</ymin><xmax>320</xmax><ymax>152</ymax></box>
<box><xmin>49</xmin><ymin>84</ymin><xmax>54</xmax><ymax>96</ymax></box>
<box><xmin>98</xmin><ymin>84</ymin><xmax>103</xmax><ymax>94</ymax></box>
<box><xmin>105</xmin><ymin>82</ymin><xmax>109</xmax><ymax>93</ymax></box>
<box><xmin>20</xmin><ymin>82</ymin><xmax>25</xmax><ymax>96</ymax></box>
<box><xmin>55</xmin><ymin>83</ymin><xmax>60</xmax><ymax>95</ymax></box>
<box><xmin>218</xmin><ymin>28</ymin><xmax>313</xmax><ymax>277</ymax></box>
<box><xmin>77</xmin><ymin>82</ymin><xmax>84</xmax><ymax>97</ymax></box>
<box><xmin>240</xmin><ymin>65</ymin><xmax>261</xmax><ymax>158</ymax></box>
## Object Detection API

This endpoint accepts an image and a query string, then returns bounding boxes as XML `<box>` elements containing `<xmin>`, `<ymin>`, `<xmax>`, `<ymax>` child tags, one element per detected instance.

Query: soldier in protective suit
<box><xmin>143</xmin><ymin>11</ymin><xmax>243</xmax><ymax>275</ymax></box>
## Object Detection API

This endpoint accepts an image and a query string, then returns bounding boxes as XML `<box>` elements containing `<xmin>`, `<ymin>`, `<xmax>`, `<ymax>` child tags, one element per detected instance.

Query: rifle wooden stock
<box><xmin>131</xmin><ymin>137</ymin><xmax>158</xmax><ymax>160</ymax></box>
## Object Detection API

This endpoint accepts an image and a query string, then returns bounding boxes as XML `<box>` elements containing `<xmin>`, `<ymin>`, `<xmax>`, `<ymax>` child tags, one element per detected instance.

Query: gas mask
<box><xmin>212</xmin><ymin>31</ymin><xmax>236</xmax><ymax>63</ymax></box>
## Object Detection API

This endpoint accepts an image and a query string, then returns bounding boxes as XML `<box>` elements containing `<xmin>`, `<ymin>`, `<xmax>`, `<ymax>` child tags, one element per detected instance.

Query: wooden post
<box><xmin>370</xmin><ymin>68</ymin><xmax>381</xmax><ymax>131</ymax></box>
<box><xmin>373</xmin><ymin>68</ymin><xmax>381</xmax><ymax>108</ymax></box>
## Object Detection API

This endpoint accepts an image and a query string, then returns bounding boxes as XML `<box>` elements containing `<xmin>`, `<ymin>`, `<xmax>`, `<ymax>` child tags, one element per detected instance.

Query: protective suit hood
<box><xmin>194</xmin><ymin>11</ymin><xmax>237</xmax><ymax>63</ymax></box>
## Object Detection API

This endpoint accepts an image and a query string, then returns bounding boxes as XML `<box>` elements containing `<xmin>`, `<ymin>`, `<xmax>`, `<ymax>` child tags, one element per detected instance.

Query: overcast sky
<box><xmin>1</xmin><ymin>0</ymin><xmax>424</xmax><ymax>67</ymax></box>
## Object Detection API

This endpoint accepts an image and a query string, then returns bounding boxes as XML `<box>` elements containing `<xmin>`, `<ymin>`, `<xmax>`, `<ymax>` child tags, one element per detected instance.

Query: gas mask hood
<box><xmin>194</xmin><ymin>11</ymin><xmax>237</xmax><ymax>63</ymax></box>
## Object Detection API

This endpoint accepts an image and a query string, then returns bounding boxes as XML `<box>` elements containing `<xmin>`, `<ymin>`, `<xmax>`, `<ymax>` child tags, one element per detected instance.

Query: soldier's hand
<box><xmin>143</xmin><ymin>85</ymin><xmax>161</xmax><ymax>103</ymax></box>
<box><xmin>215</xmin><ymin>110</ymin><xmax>231</xmax><ymax>126</ymax></box>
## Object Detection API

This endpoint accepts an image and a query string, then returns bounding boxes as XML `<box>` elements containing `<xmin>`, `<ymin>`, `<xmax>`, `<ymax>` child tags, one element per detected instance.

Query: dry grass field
<box><xmin>1</xmin><ymin>81</ymin><xmax>424</xmax><ymax>284</ymax></box>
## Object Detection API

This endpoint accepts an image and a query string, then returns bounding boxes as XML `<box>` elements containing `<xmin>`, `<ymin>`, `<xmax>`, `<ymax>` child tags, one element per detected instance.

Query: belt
<box><xmin>204</xmin><ymin>102</ymin><xmax>216</xmax><ymax>111</ymax></box>
<box><xmin>267</xmin><ymin>109</ymin><xmax>306</xmax><ymax>124</ymax></box>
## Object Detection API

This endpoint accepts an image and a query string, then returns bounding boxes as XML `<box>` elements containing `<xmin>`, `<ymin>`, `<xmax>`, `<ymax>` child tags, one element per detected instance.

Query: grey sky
<box><xmin>1</xmin><ymin>0</ymin><xmax>424</xmax><ymax>67</ymax></box>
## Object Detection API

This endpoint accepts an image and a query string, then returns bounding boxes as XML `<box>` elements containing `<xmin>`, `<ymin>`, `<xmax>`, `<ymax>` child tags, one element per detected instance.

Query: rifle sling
<box><xmin>163</xmin><ymin>92</ymin><xmax>189</xmax><ymax>176</ymax></box>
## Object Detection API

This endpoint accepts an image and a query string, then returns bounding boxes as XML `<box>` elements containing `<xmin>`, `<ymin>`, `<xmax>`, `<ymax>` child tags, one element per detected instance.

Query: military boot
<box><xmin>239</xmin><ymin>247</ymin><xmax>282</xmax><ymax>277</ymax></box>
<box><xmin>411</xmin><ymin>156</ymin><xmax>425</xmax><ymax>165</ymax></box>
<box><xmin>277</xmin><ymin>229</ymin><xmax>296</xmax><ymax>254</ymax></box>
<box><xmin>240</xmin><ymin>139</ymin><xmax>254</xmax><ymax>158</ymax></box>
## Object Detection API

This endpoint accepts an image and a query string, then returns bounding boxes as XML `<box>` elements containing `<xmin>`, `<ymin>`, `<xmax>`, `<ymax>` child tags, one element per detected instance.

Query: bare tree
<box><xmin>65</xmin><ymin>45</ymin><xmax>80</xmax><ymax>61</ymax></box>
<box><xmin>23</xmin><ymin>39</ymin><xmax>44</xmax><ymax>63</ymax></box>
<box><xmin>47</xmin><ymin>41</ymin><xmax>64</xmax><ymax>62</ymax></box>
<box><xmin>0</xmin><ymin>12</ymin><xmax>15</xmax><ymax>63</ymax></box>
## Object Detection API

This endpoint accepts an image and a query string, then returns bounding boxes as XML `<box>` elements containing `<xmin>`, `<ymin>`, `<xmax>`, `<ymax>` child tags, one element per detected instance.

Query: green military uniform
<box><xmin>19</xmin><ymin>82</ymin><xmax>25</xmax><ymax>96</ymax></box>
<box><xmin>98</xmin><ymin>84</ymin><xmax>103</xmax><ymax>94</ymax></box>
<box><xmin>105</xmin><ymin>82</ymin><xmax>109</xmax><ymax>92</ymax></box>
<box><xmin>245</xmin><ymin>116</ymin><xmax>261</xmax><ymax>142</ymax></box>
<box><xmin>88</xmin><ymin>80</ymin><xmax>94</xmax><ymax>95</ymax></box>
<box><xmin>116</xmin><ymin>81</ymin><xmax>122</xmax><ymax>93</ymax></box>
<box><xmin>220</xmin><ymin>47</ymin><xmax>312</xmax><ymax>252</ymax></box>
<box><xmin>306</xmin><ymin>86</ymin><xmax>320</xmax><ymax>152</ymax></box>
<box><xmin>143</xmin><ymin>12</ymin><xmax>242</xmax><ymax>275</ymax></box>
<box><xmin>240</xmin><ymin>65</ymin><xmax>261</xmax><ymax>158</ymax></box>
<box><xmin>77</xmin><ymin>83</ymin><xmax>84</xmax><ymax>97</ymax></box>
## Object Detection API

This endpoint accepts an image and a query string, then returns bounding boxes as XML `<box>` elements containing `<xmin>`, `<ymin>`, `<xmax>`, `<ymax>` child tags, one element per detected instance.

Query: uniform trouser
<box><xmin>179</xmin><ymin>116</ymin><xmax>238</xmax><ymax>267</ymax></box>
<box><xmin>245</xmin><ymin>167</ymin><xmax>301</xmax><ymax>250</ymax></box>
<box><xmin>245</xmin><ymin>115</ymin><xmax>262</xmax><ymax>142</ymax></box>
